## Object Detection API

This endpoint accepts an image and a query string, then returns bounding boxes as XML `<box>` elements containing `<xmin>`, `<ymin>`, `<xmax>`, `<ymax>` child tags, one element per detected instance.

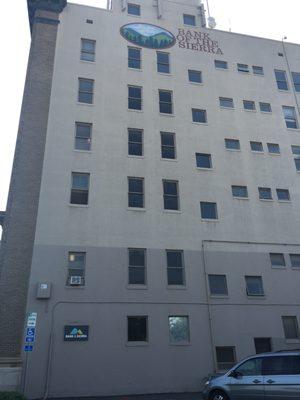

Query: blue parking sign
<box><xmin>25</xmin><ymin>336</ymin><xmax>34</xmax><ymax>343</ymax></box>
<box><xmin>26</xmin><ymin>328</ymin><xmax>35</xmax><ymax>337</ymax></box>
<box><xmin>24</xmin><ymin>345</ymin><xmax>33</xmax><ymax>352</ymax></box>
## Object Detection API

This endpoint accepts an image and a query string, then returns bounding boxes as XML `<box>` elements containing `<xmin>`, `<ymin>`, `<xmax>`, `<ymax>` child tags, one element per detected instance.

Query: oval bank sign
<box><xmin>120</xmin><ymin>23</ymin><xmax>176</xmax><ymax>49</ymax></box>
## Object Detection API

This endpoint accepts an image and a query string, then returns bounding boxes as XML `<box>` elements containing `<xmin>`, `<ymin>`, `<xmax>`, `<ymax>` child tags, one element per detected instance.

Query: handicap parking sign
<box><xmin>26</xmin><ymin>328</ymin><xmax>35</xmax><ymax>337</ymax></box>
<box><xmin>25</xmin><ymin>336</ymin><xmax>35</xmax><ymax>343</ymax></box>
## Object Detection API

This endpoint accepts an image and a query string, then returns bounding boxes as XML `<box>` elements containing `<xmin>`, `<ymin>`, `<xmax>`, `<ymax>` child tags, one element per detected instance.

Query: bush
<box><xmin>0</xmin><ymin>393</ymin><xmax>26</xmax><ymax>400</ymax></box>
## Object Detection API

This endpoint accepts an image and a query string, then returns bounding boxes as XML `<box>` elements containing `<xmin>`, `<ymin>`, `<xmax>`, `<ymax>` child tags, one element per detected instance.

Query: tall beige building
<box><xmin>1</xmin><ymin>0</ymin><xmax>300</xmax><ymax>397</ymax></box>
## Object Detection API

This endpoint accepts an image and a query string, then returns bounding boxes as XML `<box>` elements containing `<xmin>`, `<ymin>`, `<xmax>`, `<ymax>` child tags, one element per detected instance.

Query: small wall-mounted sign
<box><xmin>64</xmin><ymin>325</ymin><xmax>89</xmax><ymax>342</ymax></box>
<box><xmin>120</xmin><ymin>23</ymin><xmax>176</xmax><ymax>49</ymax></box>
<box><xmin>27</xmin><ymin>312</ymin><xmax>37</xmax><ymax>328</ymax></box>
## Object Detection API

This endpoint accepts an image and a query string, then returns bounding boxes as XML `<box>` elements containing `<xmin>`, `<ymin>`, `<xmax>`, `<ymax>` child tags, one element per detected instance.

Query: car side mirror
<box><xmin>229</xmin><ymin>371</ymin><xmax>243</xmax><ymax>379</ymax></box>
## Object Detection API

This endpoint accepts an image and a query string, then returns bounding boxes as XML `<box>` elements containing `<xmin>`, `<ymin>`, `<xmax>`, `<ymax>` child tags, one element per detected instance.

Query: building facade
<box><xmin>1</xmin><ymin>0</ymin><xmax>300</xmax><ymax>397</ymax></box>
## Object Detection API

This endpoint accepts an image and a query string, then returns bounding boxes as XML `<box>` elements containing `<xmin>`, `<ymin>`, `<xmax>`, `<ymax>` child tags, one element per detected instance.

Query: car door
<box><xmin>263</xmin><ymin>355</ymin><xmax>300</xmax><ymax>399</ymax></box>
<box><xmin>228</xmin><ymin>357</ymin><xmax>265</xmax><ymax>400</ymax></box>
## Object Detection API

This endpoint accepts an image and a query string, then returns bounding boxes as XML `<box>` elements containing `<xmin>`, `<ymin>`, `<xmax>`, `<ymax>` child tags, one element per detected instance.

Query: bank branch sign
<box><xmin>64</xmin><ymin>325</ymin><xmax>89</xmax><ymax>341</ymax></box>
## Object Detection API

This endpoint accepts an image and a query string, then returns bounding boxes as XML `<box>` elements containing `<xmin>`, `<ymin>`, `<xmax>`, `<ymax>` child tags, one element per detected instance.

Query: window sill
<box><xmin>189</xmin><ymin>82</ymin><xmax>204</xmax><ymax>86</ymax></box>
<box><xmin>127</xmin><ymin>155</ymin><xmax>144</xmax><ymax>159</ymax></box>
<box><xmin>285</xmin><ymin>339</ymin><xmax>300</xmax><ymax>344</ymax></box>
<box><xmin>65</xmin><ymin>285</ymin><xmax>85</xmax><ymax>289</ymax></box>
<box><xmin>271</xmin><ymin>266</ymin><xmax>286</xmax><ymax>270</ymax></box>
<box><xmin>74</xmin><ymin>150</ymin><xmax>92</xmax><ymax>154</ymax></box>
<box><xmin>251</xmin><ymin>151</ymin><xmax>264</xmax><ymax>154</ymax></box>
<box><xmin>259</xmin><ymin>199</ymin><xmax>274</xmax><ymax>202</ymax></box>
<box><xmin>127</xmin><ymin>207</ymin><xmax>146</xmax><ymax>212</ymax></box>
<box><xmin>225</xmin><ymin>148</ymin><xmax>241</xmax><ymax>152</ymax></box>
<box><xmin>238</xmin><ymin>71</ymin><xmax>250</xmax><ymax>74</ymax></box>
<box><xmin>128</xmin><ymin>108</ymin><xmax>143</xmax><ymax>113</ymax></box>
<box><xmin>253</xmin><ymin>74</ymin><xmax>264</xmax><ymax>77</ymax></box>
<box><xmin>232</xmin><ymin>197</ymin><xmax>249</xmax><ymax>200</ymax></box>
<box><xmin>278</xmin><ymin>200</ymin><xmax>292</xmax><ymax>203</ymax></box>
<box><xmin>128</xmin><ymin>67</ymin><xmax>143</xmax><ymax>72</ymax></box>
<box><xmin>196</xmin><ymin>167</ymin><xmax>214</xmax><ymax>171</ymax></box>
<box><xmin>277</xmin><ymin>89</ymin><xmax>290</xmax><ymax>93</ymax></box>
<box><xmin>69</xmin><ymin>204</ymin><xmax>89</xmax><ymax>208</ymax></box>
<box><xmin>247</xmin><ymin>295</ymin><xmax>266</xmax><ymax>299</ymax></box>
<box><xmin>268</xmin><ymin>152</ymin><xmax>281</xmax><ymax>156</ymax></box>
<box><xmin>210</xmin><ymin>295</ymin><xmax>229</xmax><ymax>299</ymax></box>
<box><xmin>126</xmin><ymin>341</ymin><xmax>149</xmax><ymax>347</ymax></box>
<box><xmin>201</xmin><ymin>218</ymin><xmax>219</xmax><ymax>222</ymax></box>
<box><xmin>169</xmin><ymin>342</ymin><xmax>191</xmax><ymax>346</ymax></box>
<box><xmin>192</xmin><ymin>122</ymin><xmax>208</xmax><ymax>126</ymax></box>
<box><xmin>161</xmin><ymin>158</ymin><xmax>178</xmax><ymax>162</ymax></box>
<box><xmin>159</xmin><ymin>113</ymin><xmax>175</xmax><ymax>117</ymax></box>
<box><xmin>287</xmin><ymin>128</ymin><xmax>300</xmax><ymax>132</ymax></box>
<box><xmin>220</xmin><ymin>106</ymin><xmax>235</xmax><ymax>110</ymax></box>
<box><xmin>243</xmin><ymin>109</ymin><xmax>257</xmax><ymax>113</ymax></box>
<box><xmin>157</xmin><ymin>72</ymin><xmax>172</xmax><ymax>76</ymax></box>
<box><xmin>77</xmin><ymin>102</ymin><xmax>94</xmax><ymax>107</ymax></box>
<box><xmin>127</xmin><ymin>14</ymin><xmax>141</xmax><ymax>18</ymax></box>
<box><xmin>80</xmin><ymin>60</ymin><xmax>96</xmax><ymax>64</ymax></box>
<box><xmin>163</xmin><ymin>209</ymin><xmax>182</xmax><ymax>214</ymax></box>
<box><xmin>167</xmin><ymin>285</ymin><xmax>186</xmax><ymax>290</ymax></box>
<box><xmin>127</xmin><ymin>285</ymin><xmax>148</xmax><ymax>290</ymax></box>
<box><xmin>291</xmin><ymin>267</ymin><xmax>300</xmax><ymax>271</ymax></box>
<box><xmin>215</xmin><ymin>67</ymin><xmax>228</xmax><ymax>71</ymax></box>
<box><xmin>260</xmin><ymin>111</ymin><xmax>272</xmax><ymax>114</ymax></box>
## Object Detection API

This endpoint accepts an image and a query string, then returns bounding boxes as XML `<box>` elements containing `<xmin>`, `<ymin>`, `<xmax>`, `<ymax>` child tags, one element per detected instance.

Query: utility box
<box><xmin>36</xmin><ymin>282</ymin><xmax>51</xmax><ymax>299</ymax></box>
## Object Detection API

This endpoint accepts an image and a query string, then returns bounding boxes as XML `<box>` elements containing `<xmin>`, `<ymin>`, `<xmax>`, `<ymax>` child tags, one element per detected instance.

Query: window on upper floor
<box><xmin>128</xmin><ymin>128</ymin><xmax>143</xmax><ymax>156</ymax></box>
<box><xmin>196</xmin><ymin>153</ymin><xmax>212</xmax><ymax>169</ymax></box>
<box><xmin>292</xmin><ymin>72</ymin><xmax>300</xmax><ymax>92</ymax></box>
<box><xmin>128</xmin><ymin>248</ymin><xmax>146</xmax><ymax>285</ymax></box>
<box><xmin>250</xmin><ymin>141</ymin><xmax>263</xmax><ymax>152</ymax></box>
<box><xmin>232</xmin><ymin>185</ymin><xmax>248</xmax><ymax>198</ymax></box>
<box><xmin>183</xmin><ymin>14</ymin><xmax>196</xmax><ymax>26</ymax></box>
<box><xmin>283</xmin><ymin>106</ymin><xmax>298</xmax><ymax>129</ymax></box>
<box><xmin>237</xmin><ymin>63</ymin><xmax>249</xmax><ymax>73</ymax></box>
<box><xmin>70</xmin><ymin>172</ymin><xmax>90</xmax><ymax>205</ymax></box>
<box><xmin>81</xmin><ymin>39</ymin><xmax>96</xmax><ymax>62</ymax></box>
<box><xmin>169</xmin><ymin>316</ymin><xmax>190</xmax><ymax>344</ymax></box>
<box><xmin>128</xmin><ymin>177</ymin><xmax>144</xmax><ymax>208</ymax></box>
<box><xmin>243</xmin><ymin>100</ymin><xmax>256</xmax><ymax>111</ymax></box>
<box><xmin>159</xmin><ymin>90</ymin><xmax>173</xmax><ymax>114</ymax></box>
<box><xmin>252</xmin><ymin>65</ymin><xmax>264</xmax><ymax>75</ymax></box>
<box><xmin>245</xmin><ymin>276</ymin><xmax>264</xmax><ymax>296</ymax></box>
<box><xmin>258</xmin><ymin>187</ymin><xmax>272</xmax><ymax>200</ymax></box>
<box><xmin>276</xmin><ymin>188</ymin><xmax>290</xmax><ymax>201</ymax></box>
<box><xmin>292</xmin><ymin>145</ymin><xmax>300</xmax><ymax>171</ymax></box>
<box><xmin>208</xmin><ymin>274</ymin><xmax>228</xmax><ymax>296</ymax></box>
<box><xmin>259</xmin><ymin>102</ymin><xmax>272</xmax><ymax>113</ymax></box>
<box><xmin>282</xmin><ymin>316</ymin><xmax>299</xmax><ymax>339</ymax></box>
<box><xmin>128</xmin><ymin>85</ymin><xmax>142</xmax><ymax>110</ymax></box>
<box><xmin>78</xmin><ymin>78</ymin><xmax>94</xmax><ymax>104</ymax></box>
<box><xmin>161</xmin><ymin>132</ymin><xmax>176</xmax><ymax>159</ymax></box>
<box><xmin>275</xmin><ymin>69</ymin><xmax>289</xmax><ymax>90</ymax></box>
<box><xmin>290</xmin><ymin>254</ymin><xmax>300</xmax><ymax>268</ymax></box>
<box><xmin>215</xmin><ymin>60</ymin><xmax>228</xmax><ymax>69</ymax></box>
<box><xmin>200</xmin><ymin>202</ymin><xmax>218</xmax><ymax>220</ymax></box>
<box><xmin>270</xmin><ymin>253</ymin><xmax>286</xmax><ymax>268</ymax></box>
<box><xmin>219</xmin><ymin>97</ymin><xmax>234</xmax><ymax>108</ymax></box>
<box><xmin>75</xmin><ymin>122</ymin><xmax>92</xmax><ymax>151</ymax></box>
<box><xmin>192</xmin><ymin>108</ymin><xmax>207</xmax><ymax>123</ymax></box>
<box><xmin>67</xmin><ymin>252</ymin><xmax>86</xmax><ymax>286</ymax></box>
<box><xmin>157</xmin><ymin>52</ymin><xmax>170</xmax><ymax>74</ymax></box>
<box><xmin>166</xmin><ymin>250</ymin><xmax>185</xmax><ymax>285</ymax></box>
<box><xmin>225</xmin><ymin>138</ymin><xmax>240</xmax><ymax>150</ymax></box>
<box><xmin>128</xmin><ymin>47</ymin><xmax>141</xmax><ymax>69</ymax></box>
<box><xmin>267</xmin><ymin>143</ymin><xmax>280</xmax><ymax>154</ymax></box>
<box><xmin>163</xmin><ymin>180</ymin><xmax>179</xmax><ymax>210</ymax></box>
<box><xmin>127</xmin><ymin>3</ymin><xmax>140</xmax><ymax>16</ymax></box>
<box><xmin>127</xmin><ymin>316</ymin><xmax>148</xmax><ymax>342</ymax></box>
<box><xmin>188</xmin><ymin>69</ymin><xmax>202</xmax><ymax>83</ymax></box>
<box><xmin>216</xmin><ymin>347</ymin><xmax>236</xmax><ymax>371</ymax></box>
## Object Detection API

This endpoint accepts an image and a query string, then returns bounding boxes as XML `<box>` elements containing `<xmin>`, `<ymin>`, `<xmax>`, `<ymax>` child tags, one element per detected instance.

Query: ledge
<box><xmin>27</xmin><ymin>0</ymin><xmax>67</xmax><ymax>31</ymax></box>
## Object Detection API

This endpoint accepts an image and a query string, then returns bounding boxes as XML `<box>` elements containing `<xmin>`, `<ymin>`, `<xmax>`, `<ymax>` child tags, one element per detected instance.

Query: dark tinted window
<box><xmin>237</xmin><ymin>63</ymin><xmax>249</xmax><ymax>73</ymax></box>
<box><xmin>192</xmin><ymin>108</ymin><xmax>207</xmax><ymax>123</ymax></box>
<box><xmin>159</xmin><ymin>90</ymin><xmax>173</xmax><ymax>114</ymax></box>
<box><xmin>200</xmin><ymin>202</ymin><xmax>218</xmax><ymax>220</ymax></box>
<box><xmin>128</xmin><ymin>86</ymin><xmax>142</xmax><ymax>110</ymax></box>
<box><xmin>250</xmin><ymin>141</ymin><xmax>263</xmax><ymax>152</ymax></box>
<box><xmin>253</xmin><ymin>66</ymin><xmax>264</xmax><ymax>75</ymax></box>
<box><xmin>196</xmin><ymin>153</ymin><xmax>212</xmax><ymax>168</ymax></box>
<box><xmin>220</xmin><ymin>97</ymin><xmax>234</xmax><ymax>108</ymax></box>
<box><xmin>71</xmin><ymin>173</ymin><xmax>90</xmax><ymax>205</ymax></box>
<box><xmin>81</xmin><ymin>39</ymin><xmax>96</xmax><ymax>62</ymax></box>
<box><xmin>128</xmin><ymin>177</ymin><xmax>144</xmax><ymax>208</ymax></box>
<box><xmin>75</xmin><ymin>123</ymin><xmax>92</xmax><ymax>151</ymax></box>
<box><xmin>167</xmin><ymin>250</ymin><xmax>184</xmax><ymax>285</ymax></box>
<box><xmin>225</xmin><ymin>139</ymin><xmax>240</xmax><ymax>150</ymax></box>
<box><xmin>243</xmin><ymin>100</ymin><xmax>256</xmax><ymax>110</ymax></box>
<box><xmin>157</xmin><ymin>52</ymin><xmax>170</xmax><ymax>73</ymax></box>
<box><xmin>128</xmin><ymin>47</ymin><xmax>141</xmax><ymax>69</ymax></box>
<box><xmin>254</xmin><ymin>338</ymin><xmax>272</xmax><ymax>354</ymax></box>
<box><xmin>259</xmin><ymin>187</ymin><xmax>272</xmax><ymax>200</ymax></box>
<box><xmin>78</xmin><ymin>78</ymin><xmax>94</xmax><ymax>104</ymax></box>
<box><xmin>232</xmin><ymin>185</ymin><xmax>248</xmax><ymax>198</ymax></box>
<box><xmin>292</xmin><ymin>72</ymin><xmax>300</xmax><ymax>92</ymax></box>
<box><xmin>183</xmin><ymin>14</ymin><xmax>196</xmax><ymax>26</ymax></box>
<box><xmin>188</xmin><ymin>70</ymin><xmax>202</xmax><ymax>83</ymax></box>
<box><xmin>161</xmin><ymin>132</ymin><xmax>176</xmax><ymax>159</ymax></box>
<box><xmin>215</xmin><ymin>60</ymin><xmax>228</xmax><ymax>69</ymax></box>
<box><xmin>208</xmin><ymin>275</ymin><xmax>228</xmax><ymax>296</ymax></box>
<box><xmin>128</xmin><ymin>3</ymin><xmax>140</xmax><ymax>15</ymax></box>
<box><xmin>275</xmin><ymin>70</ymin><xmax>288</xmax><ymax>90</ymax></box>
<box><xmin>128</xmin><ymin>129</ymin><xmax>143</xmax><ymax>156</ymax></box>
<box><xmin>267</xmin><ymin>143</ymin><xmax>280</xmax><ymax>154</ymax></box>
<box><xmin>216</xmin><ymin>347</ymin><xmax>236</xmax><ymax>370</ymax></box>
<box><xmin>128</xmin><ymin>248</ymin><xmax>146</xmax><ymax>285</ymax></box>
<box><xmin>163</xmin><ymin>180</ymin><xmax>179</xmax><ymax>210</ymax></box>
<box><xmin>276</xmin><ymin>189</ymin><xmax>290</xmax><ymax>201</ymax></box>
<box><xmin>127</xmin><ymin>316</ymin><xmax>147</xmax><ymax>342</ymax></box>
<box><xmin>259</xmin><ymin>102</ymin><xmax>272</xmax><ymax>112</ymax></box>
<box><xmin>263</xmin><ymin>356</ymin><xmax>300</xmax><ymax>375</ymax></box>
<box><xmin>270</xmin><ymin>253</ymin><xmax>285</xmax><ymax>267</ymax></box>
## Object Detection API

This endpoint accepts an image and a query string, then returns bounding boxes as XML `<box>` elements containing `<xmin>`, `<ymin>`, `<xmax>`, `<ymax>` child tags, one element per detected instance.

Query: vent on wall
<box><xmin>86</xmin><ymin>19</ymin><xmax>93</xmax><ymax>24</ymax></box>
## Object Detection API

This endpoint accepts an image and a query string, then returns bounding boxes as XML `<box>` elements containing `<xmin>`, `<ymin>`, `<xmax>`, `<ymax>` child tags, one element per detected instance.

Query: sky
<box><xmin>1</xmin><ymin>0</ymin><xmax>300</xmax><ymax>212</ymax></box>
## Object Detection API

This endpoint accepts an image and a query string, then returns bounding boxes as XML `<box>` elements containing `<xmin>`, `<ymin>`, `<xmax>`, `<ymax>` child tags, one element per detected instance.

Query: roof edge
<box><xmin>27</xmin><ymin>0</ymin><xmax>67</xmax><ymax>31</ymax></box>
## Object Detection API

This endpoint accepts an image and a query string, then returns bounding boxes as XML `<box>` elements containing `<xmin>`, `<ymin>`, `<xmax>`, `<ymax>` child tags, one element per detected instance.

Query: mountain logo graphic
<box><xmin>120</xmin><ymin>23</ymin><xmax>176</xmax><ymax>49</ymax></box>
<box><xmin>70</xmin><ymin>328</ymin><xmax>84</xmax><ymax>336</ymax></box>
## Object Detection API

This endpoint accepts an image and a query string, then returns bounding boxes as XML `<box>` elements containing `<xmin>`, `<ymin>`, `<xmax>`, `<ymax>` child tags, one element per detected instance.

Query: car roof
<box><xmin>248</xmin><ymin>351</ymin><xmax>300</xmax><ymax>358</ymax></box>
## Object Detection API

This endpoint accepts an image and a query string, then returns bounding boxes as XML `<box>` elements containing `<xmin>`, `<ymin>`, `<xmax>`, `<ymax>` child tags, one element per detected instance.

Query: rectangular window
<box><xmin>292</xmin><ymin>146</ymin><xmax>300</xmax><ymax>171</ymax></box>
<box><xmin>127</xmin><ymin>316</ymin><xmax>148</xmax><ymax>342</ymax></box>
<box><xmin>283</xmin><ymin>106</ymin><xmax>298</xmax><ymax>129</ymax></box>
<box><xmin>157</xmin><ymin>52</ymin><xmax>170</xmax><ymax>74</ymax></box>
<box><xmin>216</xmin><ymin>347</ymin><xmax>236</xmax><ymax>371</ymax></box>
<box><xmin>167</xmin><ymin>250</ymin><xmax>184</xmax><ymax>285</ymax></box>
<box><xmin>192</xmin><ymin>108</ymin><xmax>207</xmax><ymax>123</ymax></box>
<box><xmin>200</xmin><ymin>202</ymin><xmax>218</xmax><ymax>220</ymax></box>
<box><xmin>188</xmin><ymin>69</ymin><xmax>202</xmax><ymax>83</ymax></box>
<box><xmin>267</xmin><ymin>143</ymin><xmax>280</xmax><ymax>154</ymax></box>
<box><xmin>215</xmin><ymin>60</ymin><xmax>228</xmax><ymax>69</ymax></box>
<box><xmin>258</xmin><ymin>187</ymin><xmax>272</xmax><ymax>200</ymax></box>
<box><xmin>237</xmin><ymin>63</ymin><xmax>249</xmax><ymax>73</ymax></box>
<box><xmin>196</xmin><ymin>153</ymin><xmax>212</xmax><ymax>169</ymax></box>
<box><xmin>81</xmin><ymin>39</ymin><xmax>96</xmax><ymax>62</ymax></box>
<box><xmin>254</xmin><ymin>338</ymin><xmax>272</xmax><ymax>354</ymax></box>
<box><xmin>292</xmin><ymin>145</ymin><xmax>300</xmax><ymax>155</ymax></box>
<box><xmin>208</xmin><ymin>275</ymin><xmax>228</xmax><ymax>296</ymax></box>
<box><xmin>163</xmin><ymin>180</ymin><xmax>179</xmax><ymax>210</ymax></box>
<box><xmin>128</xmin><ymin>128</ymin><xmax>143</xmax><ymax>156</ymax></box>
<box><xmin>250</xmin><ymin>141</ymin><xmax>263</xmax><ymax>152</ymax></box>
<box><xmin>275</xmin><ymin>69</ymin><xmax>289</xmax><ymax>90</ymax></box>
<box><xmin>128</xmin><ymin>85</ymin><xmax>142</xmax><ymax>110</ymax></box>
<box><xmin>70</xmin><ymin>172</ymin><xmax>90</xmax><ymax>205</ymax></box>
<box><xmin>292</xmin><ymin>72</ymin><xmax>300</xmax><ymax>92</ymax></box>
<box><xmin>75</xmin><ymin>123</ymin><xmax>92</xmax><ymax>151</ymax></box>
<box><xmin>290</xmin><ymin>254</ymin><xmax>300</xmax><ymax>268</ymax></box>
<box><xmin>127</xmin><ymin>3</ymin><xmax>140</xmax><ymax>15</ymax></box>
<box><xmin>276</xmin><ymin>189</ymin><xmax>290</xmax><ymax>201</ymax></box>
<box><xmin>159</xmin><ymin>90</ymin><xmax>173</xmax><ymax>114</ymax></box>
<box><xmin>243</xmin><ymin>100</ymin><xmax>256</xmax><ymax>111</ymax></box>
<box><xmin>67</xmin><ymin>252</ymin><xmax>86</xmax><ymax>286</ymax></box>
<box><xmin>128</xmin><ymin>177</ymin><xmax>144</xmax><ymax>208</ymax></box>
<box><xmin>245</xmin><ymin>276</ymin><xmax>264</xmax><ymax>296</ymax></box>
<box><xmin>128</xmin><ymin>248</ymin><xmax>146</xmax><ymax>285</ymax></box>
<box><xmin>259</xmin><ymin>102</ymin><xmax>272</xmax><ymax>113</ymax></box>
<box><xmin>270</xmin><ymin>253</ymin><xmax>286</xmax><ymax>268</ymax></box>
<box><xmin>225</xmin><ymin>138</ymin><xmax>240</xmax><ymax>150</ymax></box>
<box><xmin>282</xmin><ymin>316</ymin><xmax>299</xmax><ymax>339</ymax></box>
<box><xmin>183</xmin><ymin>14</ymin><xmax>196</xmax><ymax>26</ymax></box>
<box><xmin>295</xmin><ymin>158</ymin><xmax>300</xmax><ymax>171</ymax></box>
<box><xmin>128</xmin><ymin>47</ymin><xmax>141</xmax><ymax>69</ymax></box>
<box><xmin>161</xmin><ymin>132</ymin><xmax>176</xmax><ymax>159</ymax></box>
<box><xmin>252</xmin><ymin>66</ymin><xmax>264</xmax><ymax>75</ymax></box>
<box><xmin>78</xmin><ymin>78</ymin><xmax>94</xmax><ymax>104</ymax></box>
<box><xmin>169</xmin><ymin>316</ymin><xmax>189</xmax><ymax>344</ymax></box>
<box><xmin>219</xmin><ymin>97</ymin><xmax>234</xmax><ymax>108</ymax></box>
<box><xmin>232</xmin><ymin>185</ymin><xmax>248</xmax><ymax>198</ymax></box>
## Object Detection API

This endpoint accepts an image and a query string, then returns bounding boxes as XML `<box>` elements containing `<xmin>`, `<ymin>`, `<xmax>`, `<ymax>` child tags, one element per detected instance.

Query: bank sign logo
<box><xmin>120</xmin><ymin>23</ymin><xmax>176</xmax><ymax>49</ymax></box>
<box><xmin>64</xmin><ymin>325</ymin><xmax>89</xmax><ymax>341</ymax></box>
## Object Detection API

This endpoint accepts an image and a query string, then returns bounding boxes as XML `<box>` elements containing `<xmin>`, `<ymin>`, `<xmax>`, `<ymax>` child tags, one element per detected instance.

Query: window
<box><xmin>215</xmin><ymin>60</ymin><xmax>228</xmax><ymax>69</ymax></box>
<box><xmin>159</xmin><ymin>90</ymin><xmax>173</xmax><ymax>114</ymax></box>
<box><xmin>128</xmin><ymin>177</ymin><xmax>144</xmax><ymax>208</ymax></box>
<box><xmin>216</xmin><ymin>347</ymin><xmax>236</xmax><ymax>370</ymax></box>
<box><xmin>295</xmin><ymin>159</ymin><xmax>300</xmax><ymax>171</ymax></box>
<box><xmin>263</xmin><ymin>356</ymin><xmax>300</xmax><ymax>375</ymax></box>
<box><xmin>169</xmin><ymin>316</ymin><xmax>189</xmax><ymax>343</ymax></box>
<box><xmin>254</xmin><ymin>338</ymin><xmax>272</xmax><ymax>354</ymax></box>
<box><xmin>292</xmin><ymin>145</ymin><xmax>300</xmax><ymax>155</ymax></box>
<box><xmin>276</xmin><ymin>189</ymin><xmax>290</xmax><ymax>201</ymax></box>
<box><xmin>128</xmin><ymin>248</ymin><xmax>146</xmax><ymax>285</ymax></box>
<box><xmin>243</xmin><ymin>100</ymin><xmax>256</xmax><ymax>111</ymax></box>
<box><xmin>163</xmin><ymin>180</ymin><xmax>179</xmax><ymax>210</ymax></box>
<box><xmin>282</xmin><ymin>316</ymin><xmax>299</xmax><ymax>339</ymax></box>
<box><xmin>232</xmin><ymin>185</ymin><xmax>248</xmax><ymax>198</ymax></box>
<box><xmin>245</xmin><ymin>276</ymin><xmax>264</xmax><ymax>296</ymax></box>
<box><xmin>192</xmin><ymin>108</ymin><xmax>207</xmax><ymax>123</ymax></box>
<box><xmin>183</xmin><ymin>14</ymin><xmax>196</xmax><ymax>26</ymax></box>
<box><xmin>127</xmin><ymin>316</ymin><xmax>147</xmax><ymax>342</ymax></box>
<box><xmin>127</xmin><ymin>3</ymin><xmax>140</xmax><ymax>16</ymax></box>
<box><xmin>81</xmin><ymin>39</ymin><xmax>96</xmax><ymax>62</ymax></box>
<box><xmin>78</xmin><ymin>78</ymin><xmax>94</xmax><ymax>104</ymax></box>
<box><xmin>128</xmin><ymin>47</ymin><xmax>141</xmax><ymax>69</ymax></box>
<box><xmin>128</xmin><ymin>85</ymin><xmax>142</xmax><ymax>110</ymax></box>
<box><xmin>225</xmin><ymin>138</ymin><xmax>240</xmax><ymax>150</ymax></box>
<box><xmin>161</xmin><ymin>132</ymin><xmax>176</xmax><ymax>159</ymax></box>
<box><xmin>292</xmin><ymin>145</ymin><xmax>300</xmax><ymax>171</ymax></box>
<box><xmin>67</xmin><ymin>252</ymin><xmax>86</xmax><ymax>286</ymax></box>
<box><xmin>128</xmin><ymin>128</ymin><xmax>143</xmax><ymax>156</ymax></box>
<box><xmin>292</xmin><ymin>72</ymin><xmax>300</xmax><ymax>92</ymax></box>
<box><xmin>200</xmin><ymin>202</ymin><xmax>218</xmax><ymax>220</ymax></box>
<box><xmin>250</xmin><ymin>141</ymin><xmax>263</xmax><ymax>152</ymax></box>
<box><xmin>235</xmin><ymin>358</ymin><xmax>263</xmax><ymax>376</ymax></box>
<box><xmin>70</xmin><ymin>173</ymin><xmax>90</xmax><ymax>205</ymax></box>
<box><xmin>283</xmin><ymin>106</ymin><xmax>298</xmax><ymax>129</ymax></box>
<box><xmin>208</xmin><ymin>275</ymin><xmax>228</xmax><ymax>296</ymax></box>
<box><xmin>157</xmin><ymin>52</ymin><xmax>170</xmax><ymax>74</ymax></box>
<box><xmin>258</xmin><ymin>187</ymin><xmax>272</xmax><ymax>200</ymax></box>
<box><xmin>259</xmin><ymin>102</ymin><xmax>272</xmax><ymax>113</ymax></box>
<box><xmin>290</xmin><ymin>254</ymin><xmax>300</xmax><ymax>268</ymax></box>
<box><xmin>270</xmin><ymin>253</ymin><xmax>286</xmax><ymax>268</ymax></box>
<box><xmin>275</xmin><ymin>69</ymin><xmax>289</xmax><ymax>90</ymax></box>
<box><xmin>75</xmin><ymin>123</ymin><xmax>92</xmax><ymax>151</ymax></box>
<box><xmin>219</xmin><ymin>97</ymin><xmax>234</xmax><ymax>108</ymax></box>
<box><xmin>167</xmin><ymin>250</ymin><xmax>184</xmax><ymax>285</ymax></box>
<box><xmin>252</xmin><ymin>66</ymin><xmax>264</xmax><ymax>75</ymax></box>
<box><xmin>86</xmin><ymin>19</ymin><xmax>93</xmax><ymax>24</ymax></box>
<box><xmin>196</xmin><ymin>153</ymin><xmax>212</xmax><ymax>169</ymax></box>
<box><xmin>188</xmin><ymin>69</ymin><xmax>202</xmax><ymax>83</ymax></box>
<box><xmin>267</xmin><ymin>143</ymin><xmax>280</xmax><ymax>154</ymax></box>
<box><xmin>237</xmin><ymin>63</ymin><xmax>249</xmax><ymax>73</ymax></box>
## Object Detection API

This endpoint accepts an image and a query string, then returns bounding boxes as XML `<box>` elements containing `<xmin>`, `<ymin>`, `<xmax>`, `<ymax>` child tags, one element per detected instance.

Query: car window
<box><xmin>263</xmin><ymin>356</ymin><xmax>300</xmax><ymax>375</ymax></box>
<box><xmin>235</xmin><ymin>358</ymin><xmax>262</xmax><ymax>376</ymax></box>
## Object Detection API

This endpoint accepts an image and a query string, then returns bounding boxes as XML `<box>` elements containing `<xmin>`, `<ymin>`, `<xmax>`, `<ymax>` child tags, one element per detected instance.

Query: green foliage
<box><xmin>122</xmin><ymin>27</ymin><xmax>174</xmax><ymax>49</ymax></box>
<box><xmin>0</xmin><ymin>393</ymin><xmax>26</xmax><ymax>400</ymax></box>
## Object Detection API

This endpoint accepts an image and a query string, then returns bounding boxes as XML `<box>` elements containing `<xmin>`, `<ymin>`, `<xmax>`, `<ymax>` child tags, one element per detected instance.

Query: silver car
<box><xmin>202</xmin><ymin>351</ymin><xmax>300</xmax><ymax>400</ymax></box>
